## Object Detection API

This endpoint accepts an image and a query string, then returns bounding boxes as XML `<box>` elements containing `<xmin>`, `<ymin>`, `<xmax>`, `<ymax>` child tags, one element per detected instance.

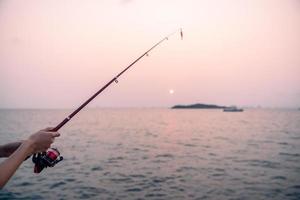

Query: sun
<box><xmin>169</xmin><ymin>89</ymin><xmax>174</xmax><ymax>94</ymax></box>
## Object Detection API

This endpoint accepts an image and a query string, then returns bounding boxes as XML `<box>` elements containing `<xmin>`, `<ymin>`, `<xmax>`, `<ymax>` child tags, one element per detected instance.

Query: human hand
<box><xmin>26</xmin><ymin>128</ymin><xmax>60</xmax><ymax>155</ymax></box>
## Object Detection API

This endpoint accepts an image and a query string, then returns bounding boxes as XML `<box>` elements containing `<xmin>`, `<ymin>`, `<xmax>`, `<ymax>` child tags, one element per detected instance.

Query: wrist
<box><xmin>22</xmin><ymin>139</ymin><xmax>36</xmax><ymax>156</ymax></box>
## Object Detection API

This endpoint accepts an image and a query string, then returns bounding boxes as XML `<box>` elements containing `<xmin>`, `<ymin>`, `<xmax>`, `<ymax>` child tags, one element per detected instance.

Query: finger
<box><xmin>36</xmin><ymin>149</ymin><xmax>47</xmax><ymax>154</ymax></box>
<box><xmin>44</xmin><ymin>144</ymin><xmax>51</xmax><ymax>150</ymax></box>
<box><xmin>51</xmin><ymin>132</ymin><xmax>60</xmax><ymax>137</ymax></box>
<box><xmin>43</xmin><ymin>127</ymin><xmax>54</xmax><ymax>131</ymax></box>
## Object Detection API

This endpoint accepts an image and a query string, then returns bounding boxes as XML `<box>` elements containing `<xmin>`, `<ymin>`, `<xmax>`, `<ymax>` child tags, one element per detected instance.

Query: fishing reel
<box><xmin>32</xmin><ymin>148</ymin><xmax>63</xmax><ymax>173</ymax></box>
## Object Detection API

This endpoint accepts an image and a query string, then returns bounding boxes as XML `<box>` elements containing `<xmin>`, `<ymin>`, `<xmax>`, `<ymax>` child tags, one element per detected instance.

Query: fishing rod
<box><xmin>32</xmin><ymin>28</ymin><xmax>183</xmax><ymax>173</ymax></box>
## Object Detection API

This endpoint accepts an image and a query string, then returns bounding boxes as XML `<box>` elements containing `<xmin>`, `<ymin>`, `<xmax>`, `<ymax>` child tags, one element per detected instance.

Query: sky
<box><xmin>0</xmin><ymin>0</ymin><xmax>299</xmax><ymax>108</ymax></box>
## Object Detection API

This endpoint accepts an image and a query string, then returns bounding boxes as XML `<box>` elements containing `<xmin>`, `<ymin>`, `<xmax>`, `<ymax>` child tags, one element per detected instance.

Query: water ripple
<box><xmin>0</xmin><ymin>109</ymin><xmax>299</xmax><ymax>200</ymax></box>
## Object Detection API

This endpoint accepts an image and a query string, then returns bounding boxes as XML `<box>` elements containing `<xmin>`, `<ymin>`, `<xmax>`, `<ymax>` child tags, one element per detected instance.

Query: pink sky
<box><xmin>0</xmin><ymin>0</ymin><xmax>299</xmax><ymax>108</ymax></box>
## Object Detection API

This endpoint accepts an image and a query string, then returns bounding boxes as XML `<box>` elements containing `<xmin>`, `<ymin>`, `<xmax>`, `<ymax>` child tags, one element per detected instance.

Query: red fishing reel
<box><xmin>32</xmin><ymin>148</ymin><xmax>63</xmax><ymax>173</ymax></box>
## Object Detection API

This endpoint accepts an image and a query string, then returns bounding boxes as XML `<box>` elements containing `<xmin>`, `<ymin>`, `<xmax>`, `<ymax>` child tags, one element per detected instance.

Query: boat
<box><xmin>223</xmin><ymin>106</ymin><xmax>243</xmax><ymax>112</ymax></box>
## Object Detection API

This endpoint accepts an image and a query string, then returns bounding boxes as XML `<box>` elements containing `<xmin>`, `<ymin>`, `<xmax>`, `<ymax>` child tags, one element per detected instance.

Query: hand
<box><xmin>0</xmin><ymin>128</ymin><xmax>60</xmax><ymax>188</ymax></box>
<box><xmin>26</xmin><ymin>128</ymin><xmax>60</xmax><ymax>154</ymax></box>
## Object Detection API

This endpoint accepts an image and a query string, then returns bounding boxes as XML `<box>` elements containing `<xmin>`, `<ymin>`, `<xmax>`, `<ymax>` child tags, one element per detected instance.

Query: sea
<box><xmin>0</xmin><ymin>108</ymin><xmax>299</xmax><ymax>200</ymax></box>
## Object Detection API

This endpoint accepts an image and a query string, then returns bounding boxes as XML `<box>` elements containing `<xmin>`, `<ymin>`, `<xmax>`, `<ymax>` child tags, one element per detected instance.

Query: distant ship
<box><xmin>223</xmin><ymin>106</ymin><xmax>244</xmax><ymax>112</ymax></box>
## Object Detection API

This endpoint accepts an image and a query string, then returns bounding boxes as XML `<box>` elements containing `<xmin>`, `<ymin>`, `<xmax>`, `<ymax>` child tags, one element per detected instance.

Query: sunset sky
<box><xmin>0</xmin><ymin>0</ymin><xmax>299</xmax><ymax>108</ymax></box>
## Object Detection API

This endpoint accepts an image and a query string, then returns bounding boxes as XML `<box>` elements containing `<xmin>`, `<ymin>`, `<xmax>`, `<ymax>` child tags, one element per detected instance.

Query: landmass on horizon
<box><xmin>171</xmin><ymin>103</ymin><xmax>227</xmax><ymax>109</ymax></box>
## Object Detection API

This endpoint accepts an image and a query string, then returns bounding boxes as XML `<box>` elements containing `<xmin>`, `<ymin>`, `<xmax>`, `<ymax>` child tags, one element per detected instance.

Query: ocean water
<box><xmin>0</xmin><ymin>108</ymin><xmax>299</xmax><ymax>200</ymax></box>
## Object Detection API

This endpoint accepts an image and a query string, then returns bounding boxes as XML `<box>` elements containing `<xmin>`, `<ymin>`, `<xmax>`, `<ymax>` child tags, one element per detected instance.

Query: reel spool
<box><xmin>32</xmin><ymin>148</ymin><xmax>63</xmax><ymax>173</ymax></box>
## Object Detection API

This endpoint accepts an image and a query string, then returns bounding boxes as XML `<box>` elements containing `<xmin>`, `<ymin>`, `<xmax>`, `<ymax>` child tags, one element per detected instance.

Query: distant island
<box><xmin>171</xmin><ymin>103</ymin><xmax>226</xmax><ymax>109</ymax></box>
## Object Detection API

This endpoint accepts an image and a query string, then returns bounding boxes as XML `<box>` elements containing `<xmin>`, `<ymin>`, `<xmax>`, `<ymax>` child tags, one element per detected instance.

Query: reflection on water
<box><xmin>0</xmin><ymin>108</ymin><xmax>300</xmax><ymax>199</ymax></box>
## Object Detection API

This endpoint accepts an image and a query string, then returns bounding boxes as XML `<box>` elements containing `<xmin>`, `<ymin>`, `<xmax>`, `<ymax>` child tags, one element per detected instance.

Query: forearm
<box><xmin>0</xmin><ymin>142</ymin><xmax>22</xmax><ymax>158</ymax></box>
<box><xmin>0</xmin><ymin>141</ymin><xmax>32</xmax><ymax>188</ymax></box>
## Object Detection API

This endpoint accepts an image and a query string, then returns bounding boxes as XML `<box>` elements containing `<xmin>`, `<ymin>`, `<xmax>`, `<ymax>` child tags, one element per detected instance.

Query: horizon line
<box><xmin>0</xmin><ymin>106</ymin><xmax>298</xmax><ymax>110</ymax></box>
